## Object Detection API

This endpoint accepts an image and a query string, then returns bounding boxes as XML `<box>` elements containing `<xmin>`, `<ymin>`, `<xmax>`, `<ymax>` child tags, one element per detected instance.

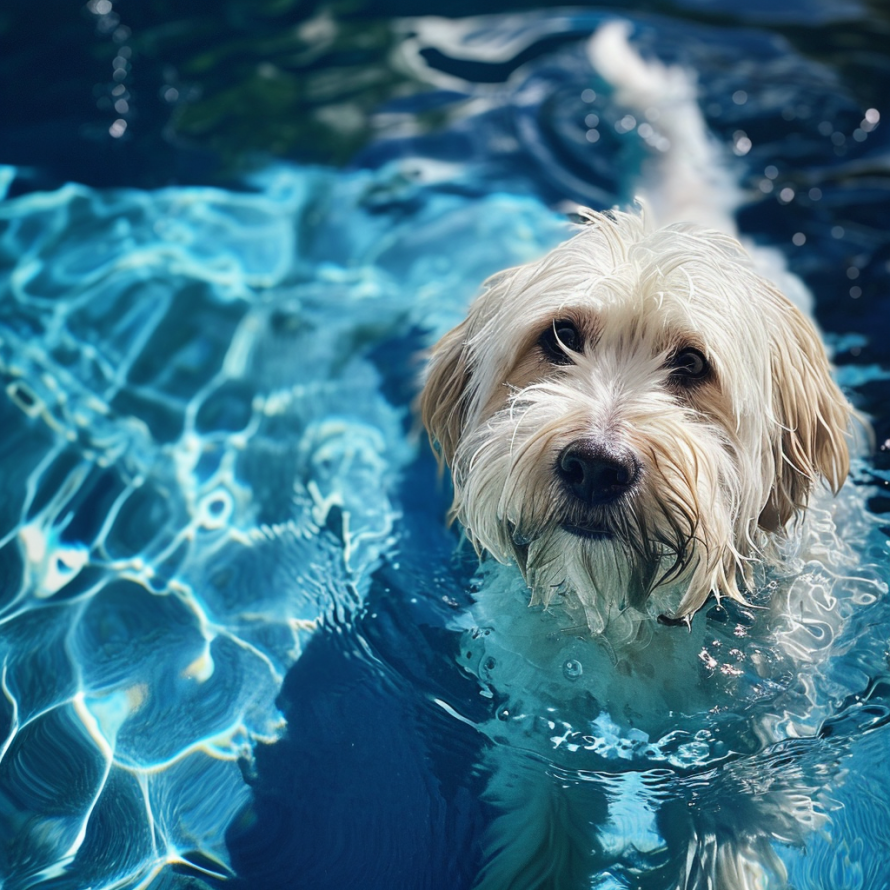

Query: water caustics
<box><xmin>0</xmin><ymin>163</ymin><xmax>565</xmax><ymax>888</ymax></box>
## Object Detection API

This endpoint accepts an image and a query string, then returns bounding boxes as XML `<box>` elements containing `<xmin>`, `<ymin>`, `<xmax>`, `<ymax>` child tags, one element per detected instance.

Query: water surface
<box><xmin>1</xmin><ymin>2</ymin><xmax>889</xmax><ymax>888</ymax></box>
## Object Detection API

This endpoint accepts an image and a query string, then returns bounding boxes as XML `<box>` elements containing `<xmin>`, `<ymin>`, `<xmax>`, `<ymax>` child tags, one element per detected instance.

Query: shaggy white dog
<box><xmin>421</xmin><ymin>21</ymin><xmax>867</xmax><ymax>890</ymax></box>
<box><xmin>422</xmin><ymin>209</ymin><xmax>850</xmax><ymax>646</ymax></box>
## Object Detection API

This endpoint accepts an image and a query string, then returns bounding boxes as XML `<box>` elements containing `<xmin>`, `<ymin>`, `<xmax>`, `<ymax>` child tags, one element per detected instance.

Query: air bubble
<box><xmin>563</xmin><ymin>659</ymin><xmax>583</xmax><ymax>680</ymax></box>
<box><xmin>7</xmin><ymin>381</ymin><xmax>41</xmax><ymax>416</ymax></box>
<box><xmin>198</xmin><ymin>490</ymin><xmax>234</xmax><ymax>528</ymax></box>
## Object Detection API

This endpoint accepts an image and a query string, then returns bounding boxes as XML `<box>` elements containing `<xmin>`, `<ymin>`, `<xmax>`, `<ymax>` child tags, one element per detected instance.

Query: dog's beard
<box><xmin>451</xmin><ymin>381</ymin><xmax>756</xmax><ymax>644</ymax></box>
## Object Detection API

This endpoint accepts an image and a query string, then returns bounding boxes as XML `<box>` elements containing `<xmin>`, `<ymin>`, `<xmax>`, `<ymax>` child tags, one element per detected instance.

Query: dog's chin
<box><xmin>561</xmin><ymin>523</ymin><xmax>614</xmax><ymax>542</ymax></box>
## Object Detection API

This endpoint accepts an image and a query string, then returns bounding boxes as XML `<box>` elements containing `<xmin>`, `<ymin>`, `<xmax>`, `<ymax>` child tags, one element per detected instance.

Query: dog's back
<box><xmin>588</xmin><ymin>21</ymin><xmax>813</xmax><ymax>314</ymax></box>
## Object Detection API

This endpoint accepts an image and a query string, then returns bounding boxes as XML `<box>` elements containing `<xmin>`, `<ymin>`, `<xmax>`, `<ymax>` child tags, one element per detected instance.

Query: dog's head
<box><xmin>421</xmin><ymin>210</ymin><xmax>851</xmax><ymax>640</ymax></box>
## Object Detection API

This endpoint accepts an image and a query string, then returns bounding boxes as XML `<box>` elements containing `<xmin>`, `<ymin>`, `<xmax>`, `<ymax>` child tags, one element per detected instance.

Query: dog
<box><xmin>420</xmin><ymin>22</ymin><xmax>868</xmax><ymax>890</ymax></box>
<box><xmin>421</xmin><ymin>207</ymin><xmax>851</xmax><ymax>646</ymax></box>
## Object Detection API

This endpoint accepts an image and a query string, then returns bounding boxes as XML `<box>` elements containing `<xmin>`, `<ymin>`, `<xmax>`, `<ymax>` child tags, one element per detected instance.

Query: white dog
<box><xmin>422</xmin><ymin>207</ymin><xmax>851</xmax><ymax>645</ymax></box>
<box><xmin>421</xmin><ymin>22</ymin><xmax>867</xmax><ymax>890</ymax></box>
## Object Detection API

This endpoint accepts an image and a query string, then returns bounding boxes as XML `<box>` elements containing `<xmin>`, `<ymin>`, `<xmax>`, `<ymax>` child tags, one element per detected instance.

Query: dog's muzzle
<box><xmin>557</xmin><ymin>440</ymin><xmax>640</xmax><ymax>539</ymax></box>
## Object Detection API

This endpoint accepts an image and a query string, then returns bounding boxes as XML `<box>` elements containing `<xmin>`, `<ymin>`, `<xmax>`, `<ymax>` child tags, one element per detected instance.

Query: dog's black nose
<box><xmin>557</xmin><ymin>440</ymin><xmax>640</xmax><ymax>505</ymax></box>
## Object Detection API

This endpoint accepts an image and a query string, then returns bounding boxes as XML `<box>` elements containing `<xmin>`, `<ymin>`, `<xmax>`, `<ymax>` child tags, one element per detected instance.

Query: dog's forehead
<box><xmin>466</xmin><ymin>218</ymin><xmax>780</xmax><ymax>410</ymax></box>
<box><xmin>494</xmin><ymin>223</ymin><xmax>767</xmax><ymax>341</ymax></box>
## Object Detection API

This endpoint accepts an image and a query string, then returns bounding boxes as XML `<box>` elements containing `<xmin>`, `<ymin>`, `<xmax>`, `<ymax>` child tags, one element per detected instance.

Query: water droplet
<box><xmin>563</xmin><ymin>659</ymin><xmax>583</xmax><ymax>680</ymax></box>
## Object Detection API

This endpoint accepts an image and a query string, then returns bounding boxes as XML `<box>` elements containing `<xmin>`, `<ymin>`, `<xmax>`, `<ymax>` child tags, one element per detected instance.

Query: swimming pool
<box><xmin>1</xmin><ymin>2</ymin><xmax>889</xmax><ymax>888</ymax></box>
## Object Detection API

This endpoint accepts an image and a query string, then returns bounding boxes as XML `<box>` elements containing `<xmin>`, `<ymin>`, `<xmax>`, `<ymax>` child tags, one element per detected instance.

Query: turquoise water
<box><xmin>0</xmin><ymin>164</ymin><xmax>567</xmax><ymax>886</ymax></box>
<box><xmin>1</xmin><ymin>4</ymin><xmax>890</xmax><ymax>889</ymax></box>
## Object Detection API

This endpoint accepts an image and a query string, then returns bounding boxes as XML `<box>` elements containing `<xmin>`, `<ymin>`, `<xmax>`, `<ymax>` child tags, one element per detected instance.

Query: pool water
<box><xmin>1</xmin><ymin>3</ymin><xmax>889</xmax><ymax>889</ymax></box>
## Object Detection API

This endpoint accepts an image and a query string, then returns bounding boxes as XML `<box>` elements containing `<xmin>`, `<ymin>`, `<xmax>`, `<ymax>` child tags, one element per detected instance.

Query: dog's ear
<box><xmin>420</xmin><ymin>320</ymin><xmax>471</xmax><ymax>468</ymax></box>
<box><xmin>760</xmin><ymin>298</ymin><xmax>851</xmax><ymax>531</ymax></box>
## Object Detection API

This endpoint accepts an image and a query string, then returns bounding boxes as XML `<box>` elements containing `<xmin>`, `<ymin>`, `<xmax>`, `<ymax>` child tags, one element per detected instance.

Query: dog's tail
<box><xmin>587</xmin><ymin>21</ymin><xmax>813</xmax><ymax>313</ymax></box>
<box><xmin>587</xmin><ymin>21</ymin><xmax>743</xmax><ymax>234</ymax></box>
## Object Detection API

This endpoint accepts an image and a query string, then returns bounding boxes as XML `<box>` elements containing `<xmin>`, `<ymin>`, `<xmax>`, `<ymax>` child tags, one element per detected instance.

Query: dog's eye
<box><xmin>668</xmin><ymin>347</ymin><xmax>710</xmax><ymax>383</ymax></box>
<box><xmin>539</xmin><ymin>320</ymin><xmax>583</xmax><ymax>365</ymax></box>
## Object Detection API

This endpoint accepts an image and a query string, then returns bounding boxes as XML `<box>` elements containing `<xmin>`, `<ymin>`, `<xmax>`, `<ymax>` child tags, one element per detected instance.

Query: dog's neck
<box><xmin>459</xmin><ymin>561</ymin><xmax>751</xmax><ymax>740</ymax></box>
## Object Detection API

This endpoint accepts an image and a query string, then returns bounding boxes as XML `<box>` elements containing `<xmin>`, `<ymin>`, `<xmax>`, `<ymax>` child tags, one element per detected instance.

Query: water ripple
<box><xmin>0</xmin><ymin>163</ymin><xmax>564</xmax><ymax>887</ymax></box>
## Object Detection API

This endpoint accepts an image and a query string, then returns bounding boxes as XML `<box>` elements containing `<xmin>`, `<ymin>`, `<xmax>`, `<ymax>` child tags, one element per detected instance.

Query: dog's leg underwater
<box><xmin>472</xmin><ymin>746</ymin><xmax>604</xmax><ymax>890</ymax></box>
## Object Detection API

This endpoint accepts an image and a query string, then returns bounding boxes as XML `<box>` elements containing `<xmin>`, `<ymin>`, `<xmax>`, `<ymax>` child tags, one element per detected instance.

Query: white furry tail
<box><xmin>588</xmin><ymin>21</ymin><xmax>742</xmax><ymax>234</ymax></box>
<box><xmin>588</xmin><ymin>20</ymin><xmax>812</xmax><ymax>313</ymax></box>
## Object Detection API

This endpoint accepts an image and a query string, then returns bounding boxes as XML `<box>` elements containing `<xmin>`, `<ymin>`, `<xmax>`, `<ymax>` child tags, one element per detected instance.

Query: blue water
<box><xmin>1</xmin><ymin>4</ymin><xmax>889</xmax><ymax>889</ymax></box>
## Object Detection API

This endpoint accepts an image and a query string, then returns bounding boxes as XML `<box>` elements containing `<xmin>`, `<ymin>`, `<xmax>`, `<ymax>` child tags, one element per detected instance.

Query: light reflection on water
<box><xmin>0</xmin><ymin>164</ymin><xmax>563</xmax><ymax>887</ymax></box>
<box><xmin>0</xmin><ymin>7</ymin><xmax>889</xmax><ymax>889</ymax></box>
<box><xmin>451</xmin><ymin>470</ymin><xmax>890</xmax><ymax>884</ymax></box>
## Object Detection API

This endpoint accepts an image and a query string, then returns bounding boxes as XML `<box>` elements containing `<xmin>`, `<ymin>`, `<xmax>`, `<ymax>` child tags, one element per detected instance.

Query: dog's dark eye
<box><xmin>539</xmin><ymin>320</ymin><xmax>583</xmax><ymax>365</ymax></box>
<box><xmin>668</xmin><ymin>347</ymin><xmax>710</xmax><ymax>383</ymax></box>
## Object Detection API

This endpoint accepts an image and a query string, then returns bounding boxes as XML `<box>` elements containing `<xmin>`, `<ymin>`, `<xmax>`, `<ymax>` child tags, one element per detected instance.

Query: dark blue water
<box><xmin>1</xmin><ymin>2</ymin><xmax>889</xmax><ymax>888</ymax></box>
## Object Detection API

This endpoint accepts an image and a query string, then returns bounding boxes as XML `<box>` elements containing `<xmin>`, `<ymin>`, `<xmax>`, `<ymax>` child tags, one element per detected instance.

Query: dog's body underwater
<box><xmin>420</xmin><ymin>21</ymin><xmax>871</xmax><ymax>890</ymax></box>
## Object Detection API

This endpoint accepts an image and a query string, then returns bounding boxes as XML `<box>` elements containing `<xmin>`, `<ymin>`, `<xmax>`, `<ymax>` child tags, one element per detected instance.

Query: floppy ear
<box><xmin>420</xmin><ymin>320</ymin><xmax>471</xmax><ymax>468</ymax></box>
<box><xmin>760</xmin><ymin>298</ymin><xmax>851</xmax><ymax>531</ymax></box>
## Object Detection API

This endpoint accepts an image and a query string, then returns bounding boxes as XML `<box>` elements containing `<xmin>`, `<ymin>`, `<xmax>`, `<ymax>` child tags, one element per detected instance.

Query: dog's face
<box><xmin>421</xmin><ymin>210</ymin><xmax>851</xmax><ymax>640</ymax></box>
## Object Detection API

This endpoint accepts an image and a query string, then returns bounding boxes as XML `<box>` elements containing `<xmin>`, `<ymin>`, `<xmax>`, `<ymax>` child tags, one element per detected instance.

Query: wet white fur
<box><xmin>421</xmin><ymin>20</ymin><xmax>867</xmax><ymax>890</ymax></box>
<box><xmin>423</xmin><ymin>24</ymin><xmax>850</xmax><ymax>648</ymax></box>
<box><xmin>435</xmin><ymin>213</ymin><xmax>849</xmax><ymax>647</ymax></box>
